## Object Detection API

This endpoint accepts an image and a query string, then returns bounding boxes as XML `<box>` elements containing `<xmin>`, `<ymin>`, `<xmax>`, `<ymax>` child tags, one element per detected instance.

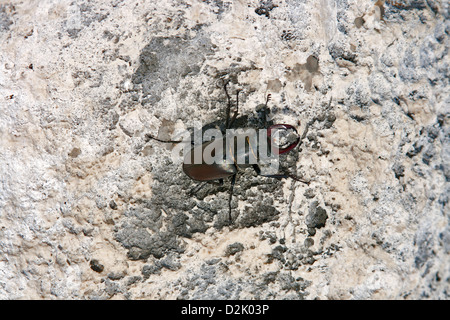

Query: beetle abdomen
<box><xmin>182</xmin><ymin>140</ymin><xmax>237</xmax><ymax>181</ymax></box>
<box><xmin>182</xmin><ymin>162</ymin><xmax>237</xmax><ymax>181</ymax></box>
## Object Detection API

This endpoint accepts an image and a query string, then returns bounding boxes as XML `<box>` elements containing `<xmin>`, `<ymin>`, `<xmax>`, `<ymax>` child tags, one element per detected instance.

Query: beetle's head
<box><xmin>267</xmin><ymin>124</ymin><xmax>301</xmax><ymax>155</ymax></box>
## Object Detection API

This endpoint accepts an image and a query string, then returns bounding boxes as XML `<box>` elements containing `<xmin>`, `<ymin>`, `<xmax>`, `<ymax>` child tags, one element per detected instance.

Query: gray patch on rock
<box><xmin>65</xmin><ymin>2</ymin><xmax>109</xmax><ymax>38</ymax></box>
<box><xmin>305</xmin><ymin>201</ymin><xmax>328</xmax><ymax>229</ymax></box>
<box><xmin>414</xmin><ymin>230</ymin><xmax>435</xmax><ymax>274</ymax></box>
<box><xmin>328</xmin><ymin>39</ymin><xmax>357</xmax><ymax>63</ymax></box>
<box><xmin>225</xmin><ymin>242</ymin><xmax>244</xmax><ymax>256</ymax></box>
<box><xmin>0</xmin><ymin>4</ymin><xmax>14</xmax><ymax>32</ymax></box>
<box><xmin>277</xmin><ymin>273</ymin><xmax>311</xmax><ymax>299</ymax></box>
<box><xmin>132</xmin><ymin>33</ymin><xmax>214</xmax><ymax>105</ymax></box>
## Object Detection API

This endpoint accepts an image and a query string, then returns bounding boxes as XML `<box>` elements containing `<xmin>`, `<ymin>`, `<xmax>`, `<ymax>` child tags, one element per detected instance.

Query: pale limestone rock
<box><xmin>0</xmin><ymin>0</ymin><xmax>448</xmax><ymax>299</ymax></box>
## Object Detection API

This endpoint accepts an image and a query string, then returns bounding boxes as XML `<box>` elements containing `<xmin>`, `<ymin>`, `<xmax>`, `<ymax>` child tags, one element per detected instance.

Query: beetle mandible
<box><xmin>147</xmin><ymin>81</ymin><xmax>310</xmax><ymax>223</ymax></box>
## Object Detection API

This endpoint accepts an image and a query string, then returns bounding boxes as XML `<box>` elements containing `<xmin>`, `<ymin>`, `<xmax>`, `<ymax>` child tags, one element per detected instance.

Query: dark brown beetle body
<box><xmin>182</xmin><ymin>124</ymin><xmax>301</xmax><ymax>182</ymax></box>
<box><xmin>147</xmin><ymin>82</ymin><xmax>310</xmax><ymax>222</ymax></box>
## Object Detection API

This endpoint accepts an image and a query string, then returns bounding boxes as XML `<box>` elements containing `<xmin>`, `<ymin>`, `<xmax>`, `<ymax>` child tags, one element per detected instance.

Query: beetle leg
<box><xmin>228</xmin><ymin>90</ymin><xmax>240</xmax><ymax>129</ymax></box>
<box><xmin>252</xmin><ymin>164</ymin><xmax>310</xmax><ymax>185</ymax></box>
<box><xmin>223</xmin><ymin>80</ymin><xmax>240</xmax><ymax>129</ymax></box>
<box><xmin>256</xmin><ymin>93</ymin><xmax>271</xmax><ymax>128</ymax></box>
<box><xmin>145</xmin><ymin>133</ymin><xmax>184</xmax><ymax>144</ymax></box>
<box><xmin>252</xmin><ymin>164</ymin><xmax>262</xmax><ymax>175</ymax></box>
<box><xmin>266</xmin><ymin>173</ymin><xmax>310</xmax><ymax>185</ymax></box>
<box><xmin>189</xmin><ymin>179</ymin><xmax>224</xmax><ymax>198</ymax></box>
<box><xmin>228</xmin><ymin>174</ymin><xmax>237</xmax><ymax>223</ymax></box>
<box><xmin>282</xmin><ymin>173</ymin><xmax>310</xmax><ymax>185</ymax></box>
<box><xmin>189</xmin><ymin>182</ymin><xmax>207</xmax><ymax>196</ymax></box>
<box><xmin>207</xmin><ymin>179</ymin><xmax>224</xmax><ymax>186</ymax></box>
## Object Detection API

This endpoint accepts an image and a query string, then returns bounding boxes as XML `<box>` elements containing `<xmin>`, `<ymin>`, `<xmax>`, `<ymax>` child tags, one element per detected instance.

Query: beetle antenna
<box><xmin>265</xmin><ymin>93</ymin><xmax>272</xmax><ymax>106</ymax></box>
<box><xmin>145</xmin><ymin>133</ymin><xmax>183</xmax><ymax>144</ymax></box>
<box><xmin>224</xmin><ymin>81</ymin><xmax>232</xmax><ymax>129</ymax></box>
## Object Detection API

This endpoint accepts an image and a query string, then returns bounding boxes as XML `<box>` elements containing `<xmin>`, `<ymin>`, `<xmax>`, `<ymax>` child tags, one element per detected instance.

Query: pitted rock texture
<box><xmin>0</xmin><ymin>0</ymin><xmax>448</xmax><ymax>299</ymax></box>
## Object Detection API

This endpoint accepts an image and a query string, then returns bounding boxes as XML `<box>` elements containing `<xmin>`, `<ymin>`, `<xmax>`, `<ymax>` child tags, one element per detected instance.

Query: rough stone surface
<box><xmin>0</xmin><ymin>0</ymin><xmax>449</xmax><ymax>299</ymax></box>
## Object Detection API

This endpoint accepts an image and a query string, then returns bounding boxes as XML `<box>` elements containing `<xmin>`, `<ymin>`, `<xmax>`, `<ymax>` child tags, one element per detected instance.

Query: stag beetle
<box><xmin>147</xmin><ymin>81</ymin><xmax>310</xmax><ymax>222</ymax></box>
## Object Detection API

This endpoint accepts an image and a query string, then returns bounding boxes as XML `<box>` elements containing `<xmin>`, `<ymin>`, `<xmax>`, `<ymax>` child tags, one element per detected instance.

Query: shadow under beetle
<box><xmin>147</xmin><ymin>81</ymin><xmax>310</xmax><ymax>223</ymax></box>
